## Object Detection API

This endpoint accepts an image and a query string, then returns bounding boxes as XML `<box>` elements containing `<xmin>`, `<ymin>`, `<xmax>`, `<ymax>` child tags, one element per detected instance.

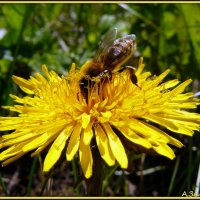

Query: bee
<box><xmin>79</xmin><ymin>28</ymin><xmax>138</xmax><ymax>100</ymax></box>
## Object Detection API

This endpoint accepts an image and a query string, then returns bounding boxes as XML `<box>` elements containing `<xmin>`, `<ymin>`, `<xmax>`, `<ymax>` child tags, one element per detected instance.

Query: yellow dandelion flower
<box><xmin>0</xmin><ymin>58</ymin><xmax>200</xmax><ymax>179</ymax></box>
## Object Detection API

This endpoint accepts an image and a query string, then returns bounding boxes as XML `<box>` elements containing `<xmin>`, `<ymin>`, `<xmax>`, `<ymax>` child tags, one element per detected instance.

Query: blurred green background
<box><xmin>0</xmin><ymin>3</ymin><xmax>200</xmax><ymax>197</ymax></box>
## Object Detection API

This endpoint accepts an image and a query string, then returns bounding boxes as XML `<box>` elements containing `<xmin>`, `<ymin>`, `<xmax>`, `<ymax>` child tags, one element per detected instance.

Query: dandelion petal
<box><xmin>66</xmin><ymin>124</ymin><xmax>82</xmax><ymax>161</ymax></box>
<box><xmin>12</xmin><ymin>76</ymin><xmax>35</xmax><ymax>94</ymax></box>
<box><xmin>79</xmin><ymin>134</ymin><xmax>93</xmax><ymax>179</ymax></box>
<box><xmin>95</xmin><ymin>124</ymin><xmax>115</xmax><ymax>166</ymax></box>
<box><xmin>43</xmin><ymin>129</ymin><xmax>69</xmax><ymax>172</ymax></box>
<box><xmin>102</xmin><ymin>123</ymin><xmax>128</xmax><ymax>168</ymax></box>
<box><xmin>83</xmin><ymin>128</ymin><xmax>93</xmax><ymax>145</ymax></box>
<box><xmin>153</xmin><ymin>144</ymin><xmax>175</xmax><ymax>160</ymax></box>
<box><xmin>81</xmin><ymin>113</ymin><xmax>91</xmax><ymax>129</ymax></box>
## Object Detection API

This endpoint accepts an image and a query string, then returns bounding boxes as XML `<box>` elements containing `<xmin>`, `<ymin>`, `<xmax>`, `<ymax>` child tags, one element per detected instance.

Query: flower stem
<box><xmin>85</xmin><ymin>146</ymin><xmax>104</xmax><ymax>196</ymax></box>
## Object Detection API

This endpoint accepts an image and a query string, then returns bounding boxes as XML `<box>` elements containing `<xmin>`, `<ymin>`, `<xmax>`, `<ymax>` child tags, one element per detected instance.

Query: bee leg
<box><xmin>98</xmin><ymin>69</ymin><xmax>112</xmax><ymax>80</ymax></box>
<box><xmin>79</xmin><ymin>77</ymin><xmax>90</xmax><ymax>101</ymax></box>
<box><xmin>119</xmin><ymin>66</ymin><xmax>140</xmax><ymax>88</ymax></box>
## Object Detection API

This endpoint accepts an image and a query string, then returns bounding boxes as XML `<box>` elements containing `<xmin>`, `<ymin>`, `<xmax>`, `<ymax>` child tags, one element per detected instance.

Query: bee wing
<box><xmin>93</xmin><ymin>28</ymin><xmax>117</xmax><ymax>63</ymax></box>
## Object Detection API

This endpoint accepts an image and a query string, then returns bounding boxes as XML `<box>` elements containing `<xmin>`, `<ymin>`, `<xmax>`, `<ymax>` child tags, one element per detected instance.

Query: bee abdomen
<box><xmin>104</xmin><ymin>40</ymin><xmax>134</xmax><ymax>71</ymax></box>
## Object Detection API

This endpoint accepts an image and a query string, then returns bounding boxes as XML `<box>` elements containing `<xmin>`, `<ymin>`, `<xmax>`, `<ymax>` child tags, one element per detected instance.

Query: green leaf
<box><xmin>181</xmin><ymin>4</ymin><xmax>200</xmax><ymax>70</ymax></box>
<box><xmin>1</xmin><ymin>4</ymin><xmax>27</xmax><ymax>46</ymax></box>
<box><xmin>2</xmin><ymin>4</ymin><xmax>26</xmax><ymax>30</ymax></box>
<box><xmin>162</xmin><ymin>12</ymin><xmax>177</xmax><ymax>39</ymax></box>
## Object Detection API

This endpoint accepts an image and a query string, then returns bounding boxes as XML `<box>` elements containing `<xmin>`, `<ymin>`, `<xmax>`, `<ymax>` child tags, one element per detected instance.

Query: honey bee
<box><xmin>79</xmin><ymin>28</ymin><xmax>137</xmax><ymax>100</ymax></box>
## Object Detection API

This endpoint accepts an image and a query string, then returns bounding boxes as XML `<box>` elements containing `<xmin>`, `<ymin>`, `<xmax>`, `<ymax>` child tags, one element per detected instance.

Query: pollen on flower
<box><xmin>0</xmin><ymin>58</ymin><xmax>200</xmax><ymax>179</ymax></box>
